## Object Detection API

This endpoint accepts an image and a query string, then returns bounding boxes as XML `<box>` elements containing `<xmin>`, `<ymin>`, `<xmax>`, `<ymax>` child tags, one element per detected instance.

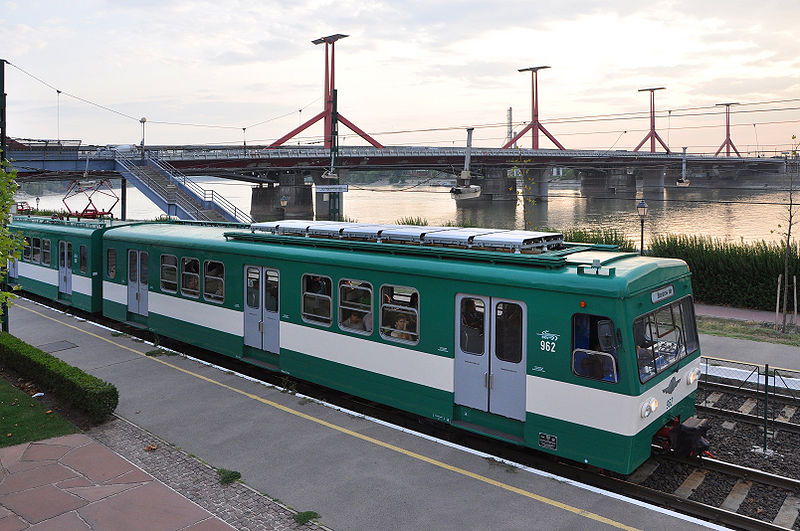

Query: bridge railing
<box><xmin>115</xmin><ymin>156</ymin><xmax>212</xmax><ymax>221</ymax></box>
<box><xmin>147</xmin><ymin>156</ymin><xmax>253</xmax><ymax>224</ymax></box>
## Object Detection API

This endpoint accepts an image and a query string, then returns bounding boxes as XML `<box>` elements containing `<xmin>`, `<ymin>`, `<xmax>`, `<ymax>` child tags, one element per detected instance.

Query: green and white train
<box><xmin>8</xmin><ymin>216</ymin><xmax>705</xmax><ymax>474</ymax></box>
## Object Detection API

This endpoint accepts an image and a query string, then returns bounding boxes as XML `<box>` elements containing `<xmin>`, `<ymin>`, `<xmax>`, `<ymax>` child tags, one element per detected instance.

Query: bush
<box><xmin>650</xmin><ymin>234</ymin><xmax>799</xmax><ymax>311</ymax></box>
<box><xmin>0</xmin><ymin>333</ymin><xmax>118</xmax><ymax>422</ymax></box>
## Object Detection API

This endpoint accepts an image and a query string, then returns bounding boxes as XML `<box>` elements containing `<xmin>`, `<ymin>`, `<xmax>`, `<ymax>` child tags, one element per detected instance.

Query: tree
<box><xmin>779</xmin><ymin>135</ymin><xmax>798</xmax><ymax>332</ymax></box>
<box><xmin>0</xmin><ymin>160</ymin><xmax>21</xmax><ymax>329</ymax></box>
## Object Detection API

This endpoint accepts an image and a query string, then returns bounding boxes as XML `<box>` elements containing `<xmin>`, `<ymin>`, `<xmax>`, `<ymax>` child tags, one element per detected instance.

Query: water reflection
<box><xmin>15</xmin><ymin>179</ymin><xmax>791</xmax><ymax>245</ymax></box>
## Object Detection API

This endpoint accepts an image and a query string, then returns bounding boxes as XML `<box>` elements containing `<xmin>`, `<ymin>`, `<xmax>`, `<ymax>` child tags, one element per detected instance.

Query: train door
<box><xmin>58</xmin><ymin>241</ymin><xmax>72</xmax><ymax>296</ymax></box>
<box><xmin>7</xmin><ymin>257</ymin><xmax>17</xmax><ymax>279</ymax></box>
<box><xmin>454</xmin><ymin>294</ymin><xmax>527</xmax><ymax>422</ymax></box>
<box><xmin>127</xmin><ymin>250</ymin><xmax>149</xmax><ymax>316</ymax></box>
<box><xmin>243</xmin><ymin>265</ymin><xmax>280</xmax><ymax>353</ymax></box>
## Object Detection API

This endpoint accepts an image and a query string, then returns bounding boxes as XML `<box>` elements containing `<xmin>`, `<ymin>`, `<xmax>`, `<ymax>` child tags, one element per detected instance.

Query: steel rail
<box><xmin>695</xmin><ymin>404</ymin><xmax>800</xmax><ymax>434</ymax></box>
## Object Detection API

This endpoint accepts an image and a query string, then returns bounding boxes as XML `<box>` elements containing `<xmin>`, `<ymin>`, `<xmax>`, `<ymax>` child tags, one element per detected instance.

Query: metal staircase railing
<box><xmin>115</xmin><ymin>156</ymin><xmax>212</xmax><ymax>221</ymax></box>
<box><xmin>147</xmin><ymin>155</ymin><xmax>253</xmax><ymax>224</ymax></box>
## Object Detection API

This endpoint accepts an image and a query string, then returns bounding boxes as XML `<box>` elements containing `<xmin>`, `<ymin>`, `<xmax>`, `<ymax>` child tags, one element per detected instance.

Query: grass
<box><xmin>696</xmin><ymin>316</ymin><xmax>800</xmax><ymax>347</ymax></box>
<box><xmin>294</xmin><ymin>511</ymin><xmax>320</xmax><ymax>525</ymax></box>
<box><xmin>0</xmin><ymin>377</ymin><xmax>78</xmax><ymax>447</ymax></box>
<box><xmin>217</xmin><ymin>468</ymin><xmax>242</xmax><ymax>485</ymax></box>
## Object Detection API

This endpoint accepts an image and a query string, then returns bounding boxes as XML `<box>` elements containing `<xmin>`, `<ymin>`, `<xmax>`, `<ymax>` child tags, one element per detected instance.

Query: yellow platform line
<box><xmin>17</xmin><ymin>302</ymin><xmax>640</xmax><ymax>531</ymax></box>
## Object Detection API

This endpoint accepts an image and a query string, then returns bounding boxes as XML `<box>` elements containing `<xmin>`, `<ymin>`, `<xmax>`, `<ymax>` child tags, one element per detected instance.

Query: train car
<box><xmin>7</xmin><ymin>217</ymin><xmax>141</xmax><ymax>313</ymax></box>
<box><xmin>97</xmin><ymin>219</ymin><xmax>702</xmax><ymax>474</ymax></box>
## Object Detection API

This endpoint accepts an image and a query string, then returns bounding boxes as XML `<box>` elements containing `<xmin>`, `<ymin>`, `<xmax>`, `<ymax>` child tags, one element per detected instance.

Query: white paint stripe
<box><xmin>103</xmin><ymin>281</ymin><xmax>127</xmax><ymax>305</ymax></box>
<box><xmin>72</xmin><ymin>275</ymin><xmax>92</xmax><ymax>296</ymax></box>
<box><xmin>17</xmin><ymin>262</ymin><xmax>58</xmax><ymax>285</ymax></box>
<box><xmin>149</xmin><ymin>292</ymin><xmax>243</xmax><ymax>336</ymax></box>
<box><xmin>527</xmin><ymin>364</ymin><xmax>700</xmax><ymax>436</ymax></box>
<box><xmin>281</xmin><ymin>322</ymin><xmax>454</xmax><ymax>392</ymax></box>
<box><xmin>22</xmin><ymin>297</ymin><xmax>722</xmax><ymax>531</ymax></box>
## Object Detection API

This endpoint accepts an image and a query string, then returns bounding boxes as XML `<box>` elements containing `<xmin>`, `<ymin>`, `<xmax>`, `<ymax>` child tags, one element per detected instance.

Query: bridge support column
<box><xmin>475</xmin><ymin>166</ymin><xmax>517</xmax><ymax>201</ymax></box>
<box><xmin>250</xmin><ymin>171</ymin><xmax>312</xmax><ymax>222</ymax></box>
<box><xmin>640</xmin><ymin>166</ymin><xmax>667</xmax><ymax>192</ymax></box>
<box><xmin>580</xmin><ymin>168</ymin><xmax>636</xmax><ymax>197</ymax></box>
<box><xmin>521</xmin><ymin>168</ymin><xmax>548</xmax><ymax>201</ymax></box>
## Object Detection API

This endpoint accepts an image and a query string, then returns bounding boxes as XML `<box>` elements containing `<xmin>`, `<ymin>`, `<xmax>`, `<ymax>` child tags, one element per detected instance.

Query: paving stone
<box><xmin>60</xmin><ymin>442</ymin><xmax>135</xmax><ymax>483</ymax></box>
<box><xmin>1</xmin><ymin>485</ymin><xmax>86</xmax><ymax>524</ymax></box>
<box><xmin>0</xmin><ymin>444</ymin><xmax>28</xmax><ymax>472</ymax></box>
<box><xmin>0</xmin><ymin>463</ymin><xmax>77</xmax><ymax>495</ymax></box>
<box><xmin>0</xmin><ymin>514</ymin><xmax>28</xmax><ymax>531</ymax></box>
<box><xmin>66</xmin><ymin>483</ymin><xmax>138</xmax><ymax>502</ymax></box>
<box><xmin>22</xmin><ymin>442</ymin><xmax>72</xmax><ymax>461</ymax></box>
<box><xmin>42</xmin><ymin>433</ymin><xmax>92</xmax><ymax>449</ymax></box>
<box><xmin>27</xmin><ymin>511</ymin><xmax>91</xmax><ymax>530</ymax></box>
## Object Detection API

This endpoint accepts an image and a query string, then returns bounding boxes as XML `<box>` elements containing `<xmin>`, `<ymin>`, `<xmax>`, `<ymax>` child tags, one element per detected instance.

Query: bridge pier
<box><xmin>580</xmin><ymin>168</ymin><xmax>636</xmax><ymax>197</ymax></box>
<box><xmin>250</xmin><ymin>171</ymin><xmax>312</xmax><ymax>222</ymax></box>
<box><xmin>521</xmin><ymin>168</ymin><xmax>549</xmax><ymax>201</ymax></box>
<box><xmin>639</xmin><ymin>167</ymin><xmax>667</xmax><ymax>192</ymax></box>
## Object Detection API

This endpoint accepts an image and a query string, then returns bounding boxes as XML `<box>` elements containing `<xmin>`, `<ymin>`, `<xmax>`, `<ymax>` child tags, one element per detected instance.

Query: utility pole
<box><xmin>633</xmin><ymin>87</ymin><xmax>671</xmax><ymax>153</ymax></box>
<box><xmin>329</xmin><ymin>89</ymin><xmax>340</xmax><ymax>220</ymax></box>
<box><xmin>502</xmin><ymin>66</ymin><xmax>565</xmax><ymax>150</ymax></box>
<box><xmin>714</xmin><ymin>102</ymin><xmax>741</xmax><ymax>157</ymax></box>
<box><xmin>1</xmin><ymin>58</ymin><xmax>9</xmax><ymax>332</ymax></box>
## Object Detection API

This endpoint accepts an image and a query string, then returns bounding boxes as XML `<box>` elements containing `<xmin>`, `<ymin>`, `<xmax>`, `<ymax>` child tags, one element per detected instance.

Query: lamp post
<box><xmin>139</xmin><ymin>117</ymin><xmax>147</xmax><ymax>160</ymax></box>
<box><xmin>637</xmin><ymin>200</ymin><xmax>648</xmax><ymax>255</ymax></box>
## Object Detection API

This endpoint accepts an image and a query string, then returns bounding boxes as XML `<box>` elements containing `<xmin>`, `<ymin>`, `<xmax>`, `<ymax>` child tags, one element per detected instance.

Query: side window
<box><xmin>302</xmin><ymin>274</ymin><xmax>332</xmax><ymax>325</ymax></box>
<box><xmin>572</xmin><ymin>313</ymin><xmax>619</xmax><ymax>383</ymax></box>
<box><xmin>339</xmin><ymin>279</ymin><xmax>372</xmax><ymax>334</ymax></box>
<box><xmin>495</xmin><ymin>302</ymin><xmax>523</xmax><ymax>363</ymax></box>
<box><xmin>181</xmin><ymin>257</ymin><xmax>200</xmax><ymax>298</ymax></box>
<box><xmin>41</xmin><ymin>239</ymin><xmax>51</xmax><ymax>266</ymax></box>
<box><xmin>160</xmin><ymin>255</ymin><xmax>178</xmax><ymax>293</ymax></box>
<box><xmin>32</xmin><ymin>238</ymin><xmax>41</xmax><ymax>263</ymax></box>
<box><xmin>265</xmin><ymin>270</ymin><xmax>279</xmax><ymax>312</ymax></box>
<box><xmin>107</xmin><ymin>248</ymin><xmax>116</xmax><ymax>278</ymax></box>
<box><xmin>459</xmin><ymin>297</ymin><xmax>485</xmax><ymax>354</ymax></box>
<box><xmin>22</xmin><ymin>237</ymin><xmax>31</xmax><ymax>261</ymax></box>
<box><xmin>204</xmin><ymin>260</ymin><xmax>224</xmax><ymax>303</ymax></box>
<box><xmin>79</xmin><ymin>245</ymin><xmax>88</xmax><ymax>273</ymax></box>
<box><xmin>380</xmin><ymin>285</ymin><xmax>419</xmax><ymax>344</ymax></box>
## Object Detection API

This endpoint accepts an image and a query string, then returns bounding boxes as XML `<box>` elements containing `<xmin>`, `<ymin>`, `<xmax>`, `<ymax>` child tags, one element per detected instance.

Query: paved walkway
<box><xmin>0</xmin><ymin>433</ymin><xmax>233</xmax><ymax>530</ymax></box>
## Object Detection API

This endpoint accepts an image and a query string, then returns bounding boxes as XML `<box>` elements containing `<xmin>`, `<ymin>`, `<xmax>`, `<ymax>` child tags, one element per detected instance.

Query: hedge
<box><xmin>650</xmin><ymin>234</ymin><xmax>799</xmax><ymax>311</ymax></box>
<box><xmin>0</xmin><ymin>333</ymin><xmax>118</xmax><ymax>422</ymax></box>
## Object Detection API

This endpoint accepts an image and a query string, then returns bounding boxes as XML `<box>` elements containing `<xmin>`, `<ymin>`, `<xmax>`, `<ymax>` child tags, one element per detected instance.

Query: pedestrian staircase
<box><xmin>114</xmin><ymin>155</ymin><xmax>252</xmax><ymax>223</ymax></box>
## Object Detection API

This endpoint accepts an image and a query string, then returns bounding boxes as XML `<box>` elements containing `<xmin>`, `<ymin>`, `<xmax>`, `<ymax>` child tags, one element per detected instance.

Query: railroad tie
<box><xmin>738</xmin><ymin>398</ymin><xmax>758</xmax><ymax>415</ymax></box>
<box><xmin>720</xmin><ymin>480</ymin><xmax>751</xmax><ymax>512</ymax></box>
<box><xmin>701</xmin><ymin>392</ymin><xmax>723</xmax><ymax>407</ymax></box>
<box><xmin>773</xmin><ymin>495</ymin><xmax>800</xmax><ymax>528</ymax></box>
<box><xmin>673</xmin><ymin>469</ymin><xmax>707</xmax><ymax>498</ymax></box>
<box><xmin>776</xmin><ymin>406</ymin><xmax>796</xmax><ymax>423</ymax></box>
<box><xmin>627</xmin><ymin>459</ymin><xmax>659</xmax><ymax>484</ymax></box>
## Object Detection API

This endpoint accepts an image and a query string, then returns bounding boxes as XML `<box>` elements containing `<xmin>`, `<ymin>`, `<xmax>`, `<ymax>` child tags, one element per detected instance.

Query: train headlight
<box><xmin>640</xmin><ymin>397</ymin><xmax>659</xmax><ymax>419</ymax></box>
<box><xmin>686</xmin><ymin>366</ymin><xmax>702</xmax><ymax>386</ymax></box>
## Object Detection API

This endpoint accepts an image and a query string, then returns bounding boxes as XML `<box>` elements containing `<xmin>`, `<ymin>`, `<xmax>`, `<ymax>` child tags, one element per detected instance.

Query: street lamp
<box><xmin>140</xmin><ymin>117</ymin><xmax>147</xmax><ymax>160</ymax></box>
<box><xmin>280</xmin><ymin>195</ymin><xmax>288</xmax><ymax>218</ymax></box>
<box><xmin>637</xmin><ymin>200</ymin><xmax>648</xmax><ymax>255</ymax></box>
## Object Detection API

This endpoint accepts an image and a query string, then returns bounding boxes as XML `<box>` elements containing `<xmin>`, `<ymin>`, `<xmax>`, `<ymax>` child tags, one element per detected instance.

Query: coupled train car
<box><xmin>8</xmin><ymin>216</ymin><xmax>705</xmax><ymax>474</ymax></box>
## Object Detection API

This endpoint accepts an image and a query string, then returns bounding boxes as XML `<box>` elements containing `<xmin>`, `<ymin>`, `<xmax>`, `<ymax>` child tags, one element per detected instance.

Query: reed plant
<box><xmin>650</xmin><ymin>234</ymin><xmax>799</xmax><ymax>311</ymax></box>
<box><xmin>561</xmin><ymin>228</ymin><xmax>635</xmax><ymax>252</ymax></box>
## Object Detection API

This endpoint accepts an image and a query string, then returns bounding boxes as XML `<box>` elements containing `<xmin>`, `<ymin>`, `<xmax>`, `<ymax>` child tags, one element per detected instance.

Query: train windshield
<box><xmin>633</xmin><ymin>296</ymin><xmax>699</xmax><ymax>383</ymax></box>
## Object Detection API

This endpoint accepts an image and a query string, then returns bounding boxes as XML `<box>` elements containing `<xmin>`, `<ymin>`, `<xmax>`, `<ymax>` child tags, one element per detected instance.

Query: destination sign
<box><xmin>315</xmin><ymin>184</ymin><xmax>349</xmax><ymax>193</ymax></box>
<box><xmin>651</xmin><ymin>284</ymin><xmax>674</xmax><ymax>304</ymax></box>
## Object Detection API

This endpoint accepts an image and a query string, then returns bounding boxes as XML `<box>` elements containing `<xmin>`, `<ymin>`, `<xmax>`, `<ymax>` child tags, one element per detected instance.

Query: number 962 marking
<box><xmin>540</xmin><ymin>340</ymin><xmax>556</xmax><ymax>352</ymax></box>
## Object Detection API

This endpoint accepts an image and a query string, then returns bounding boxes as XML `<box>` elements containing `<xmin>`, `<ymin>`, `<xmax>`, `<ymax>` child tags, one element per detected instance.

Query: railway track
<box><xmin>698</xmin><ymin>380</ymin><xmax>800</xmax><ymax>434</ymax></box>
<box><xmin>18</xmin><ymin>296</ymin><xmax>800</xmax><ymax>529</ymax></box>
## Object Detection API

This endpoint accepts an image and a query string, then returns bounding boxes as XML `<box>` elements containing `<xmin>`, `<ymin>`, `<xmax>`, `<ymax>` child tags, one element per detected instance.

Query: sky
<box><xmin>3</xmin><ymin>0</ymin><xmax>800</xmax><ymax>154</ymax></box>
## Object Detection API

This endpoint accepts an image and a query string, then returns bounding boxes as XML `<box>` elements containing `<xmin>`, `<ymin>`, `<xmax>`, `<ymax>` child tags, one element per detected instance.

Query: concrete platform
<box><xmin>5</xmin><ymin>298</ymin><xmax>725</xmax><ymax>530</ymax></box>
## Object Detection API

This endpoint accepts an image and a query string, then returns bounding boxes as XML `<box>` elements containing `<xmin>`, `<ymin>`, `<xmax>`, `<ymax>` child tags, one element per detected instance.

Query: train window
<box><xmin>181</xmin><ymin>257</ymin><xmax>200</xmax><ymax>298</ymax></box>
<box><xmin>22</xmin><ymin>237</ymin><xmax>31</xmax><ymax>261</ymax></box>
<box><xmin>79</xmin><ymin>245</ymin><xmax>88</xmax><ymax>273</ymax></box>
<box><xmin>204</xmin><ymin>261</ymin><xmax>224</xmax><ymax>303</ymax></box>
<box><xmin>634</xmin><ymin>296</ymin><xmax>699</xmax><ymax>383</ymax></box>
<box><xmin>339</xmin><ymin>279</ymin><xmax>372</xmax><ymax>334</ymax></box>
<box><xmin>107</xmin><ymin>249</ymin><xmax>116</xmax><ymax>278</ymax></box>
<box><xmin>265</xmin><ymin>270</ymin><xmax>279</xmax><ymax>312</ymax></box>
<box><xmin>160</xmin><ymin>255</ymin><xmax>178</xmax><ymax>293</ymax></box>
<box><xmin>302</xmin><ymin>274</ymin><xmax>332</xmax><ymax>325</ymax></box>
<box><xmin>31</xmin><ymin>238</ymin><xmax>41</xmax><ymax>263</ymax></box>
<box><xmin>246</xmin><ymin>268</ymin><xmax>260</xmax><ymax>308</ymax></box>
<box><xmin>495</xmin><ymin>302</ymin><xmax>522</xmax><ymax>363</ymax></box>
<box><xmin>379</xmin><ymin>285</ymin><xmax>419</xmax><ymax>344</ymax></box>
<box><xmin>571</xmin><ymin>313</ymin><xmax>619</xmax><ymax>383</ymax></box>
<box><xmin>41</xmin><ymin>239</ymin><xmax>51</xmax><ymax>266</ymax></box>
<box><xmin>460</xmin><ymin>297</ymin><xmax>485</xmax><ymax>354</ymax></box>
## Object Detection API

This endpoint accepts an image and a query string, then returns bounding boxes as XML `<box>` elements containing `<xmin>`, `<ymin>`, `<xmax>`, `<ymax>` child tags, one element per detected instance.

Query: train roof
<box><xmin>100</xmin><ymin>220</ymin><xmax>690</xmax><ymax>299</ymax></box>
<box><xmin>9</xmin><ymin>216</ymin><xmax>142</xmax><ymax>235</ymax></box>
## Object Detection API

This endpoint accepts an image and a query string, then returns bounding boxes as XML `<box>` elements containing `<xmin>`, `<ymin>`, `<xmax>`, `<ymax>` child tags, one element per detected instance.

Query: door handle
<box><xmin>136</xmin><ymin>292</ymin><xmax>139</xmax><ymax>301</ymax></box>
<box><xmin>489</xmin><ymin>374</ymin><xmax>494</xmax><ymax>389</ymax></box>
<box><xmin>484</xmin><ymin>372</ymin><xmax>488</xmax><ymax>389</ymax></box>
<box><xmin>258</xmin><ymin>321</ymin><xmax>263</xmax><ymax>333</ymax></box>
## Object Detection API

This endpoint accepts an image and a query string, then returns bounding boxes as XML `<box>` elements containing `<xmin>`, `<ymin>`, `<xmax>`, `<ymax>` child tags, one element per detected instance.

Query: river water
<box><xmin>15</xmin><ymin>178</ymin><xmax>792</xmax><ymax>247</ymax></box>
